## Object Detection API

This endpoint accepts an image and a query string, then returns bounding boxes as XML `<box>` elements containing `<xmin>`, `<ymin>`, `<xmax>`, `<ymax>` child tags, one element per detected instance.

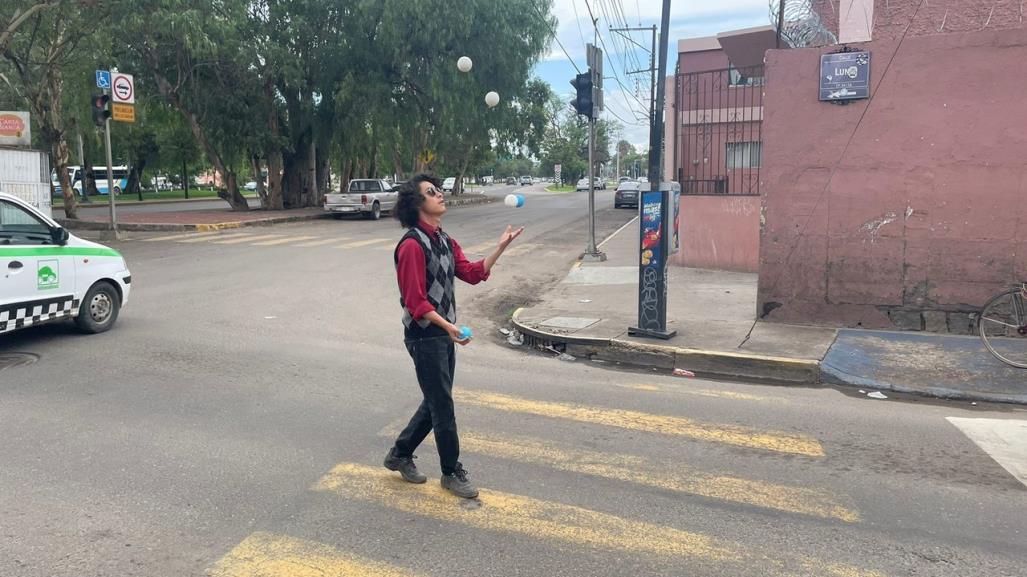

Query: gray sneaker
<box><xmin>383</xmin><ymin>448</ymin><xmax>427</xmax><ymax>484</ymax></box>
<box><xmin>440</xmin><ymin>464</ymin><xmax>479</xmax><ymax>499</ymax></box>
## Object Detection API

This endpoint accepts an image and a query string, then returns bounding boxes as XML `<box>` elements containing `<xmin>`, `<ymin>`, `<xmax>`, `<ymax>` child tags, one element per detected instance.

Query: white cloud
<box><xmin>543</xmin><ymin>0</ymin><xmax>769</xmax><ymax>61</ymax></box>
<box><xmin>540</xmin><ymin>0</ymin><xmax>770</xmax><ymax>149</ymax></box>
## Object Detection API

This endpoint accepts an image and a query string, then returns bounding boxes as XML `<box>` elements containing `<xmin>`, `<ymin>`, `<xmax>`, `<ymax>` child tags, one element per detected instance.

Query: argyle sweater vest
<box><xmin>395</xmin><ymin>227</ymin><xmax>457</xmax><ymax>339</ymax></box>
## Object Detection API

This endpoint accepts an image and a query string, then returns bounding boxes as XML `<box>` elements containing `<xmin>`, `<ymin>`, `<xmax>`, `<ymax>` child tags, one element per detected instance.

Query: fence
<box><xmin>673</xmin><ymin>65</ymin><xmax>764</xmax><ymax>196</ymax></box>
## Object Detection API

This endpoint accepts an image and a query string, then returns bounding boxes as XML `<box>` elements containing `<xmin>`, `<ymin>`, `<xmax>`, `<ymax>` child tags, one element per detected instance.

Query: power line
<box><xmin>531</xmin><ymin>2</ymin><xmax>582</xmax><ymax>74</ymax></box>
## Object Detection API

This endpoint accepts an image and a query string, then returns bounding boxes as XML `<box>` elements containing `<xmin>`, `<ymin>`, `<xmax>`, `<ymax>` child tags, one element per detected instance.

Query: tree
<box><xmin>122</xmin><ymin>0</ymin><xmax>258</xmax><ymax>211</ymax></box>
<box><xmin>1</xmin><ymin>1</ymin><xmax>112</xmax><ymax>218</ymax></box>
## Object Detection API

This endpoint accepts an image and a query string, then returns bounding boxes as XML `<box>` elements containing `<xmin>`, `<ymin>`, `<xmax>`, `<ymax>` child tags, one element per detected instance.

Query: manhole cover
<box><xmin>0</xmin><ymin>353</ymin><xmax>39</xmax><ymax>371</ymax></box>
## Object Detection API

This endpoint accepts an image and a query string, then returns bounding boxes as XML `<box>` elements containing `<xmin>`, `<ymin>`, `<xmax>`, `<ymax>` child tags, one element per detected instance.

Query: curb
<box><xmin>446</xmin><ymin>194</ymin><xmax>496</xmax><ymax>206</ymax></box>
<box><xmin>510</xmin><ymin>308</ymin><xmax>821</xmax><ymax>385</ymax></box>
<box><xmin>820</xmin><ymin>363</ymin><xmax>1027</xmax><ymax>405</ymax></box>
<box><xmin>54</xmin><ymin>195</ymin><xmax>259</xmax><ymax>209</ymax></box>
<box><xmin>56</xmin><ymin>212</ymin><xmax>330</xmax><ymax>233</ymax></box>
<box><xmin>55</xmin><ymin>194</ymin><xmax>494</xmax><ymax>233</ymax></box>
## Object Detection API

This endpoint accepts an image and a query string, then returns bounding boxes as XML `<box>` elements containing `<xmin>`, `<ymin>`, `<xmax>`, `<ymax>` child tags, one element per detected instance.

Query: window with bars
<box><xmin>726</xmin><ymin>142</ymin><xmax>762</xmax><ymax>169</ymax></box>
<box><xmin>728</xmin><ymin>67</ymin><xmax>765</xmax><ymax>86</ymax></box>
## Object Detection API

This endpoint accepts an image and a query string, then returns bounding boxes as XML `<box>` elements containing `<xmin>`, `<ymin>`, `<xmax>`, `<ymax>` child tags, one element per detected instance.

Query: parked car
<box><xmin>575</xmin><ymin>178</ymin><xmax>590</xmax><ymax>191</ymax></box>
<box><xmin>442</xmin><ymin>177</ymin><xmax>457</xmax><ymax>192</ymax></box>
<box><xmin>505</xmin><ymin>177</ymin><xmax>516</xmax><ymax>185</ymax></box>
<box><xmin>519</xmin><ymin>175</ymin><xmax>532</xmax><ymax>186</ymax></box>
<box><xmin>323</xmin><ymin>178</ymin><xmax>397</xmax><ymax>220</ymax></box>
<box><xmin>244</xmin><ymin>181</ymin><xmax>258</xmax><ymax>191</ymax></box>
<box><xmin>618</xmin><ymin>176</ymin><xmax>631</xmax><ymax>182</ymax></box>
<box><xmin>0</xmin><ymin>192</ymin><xmax>132</xmax><ymax>336</ymax></box>
<box><xmin>614</xmin><ymin>181</ymin><xmax>641</xmax><ymax>209</ymax></box>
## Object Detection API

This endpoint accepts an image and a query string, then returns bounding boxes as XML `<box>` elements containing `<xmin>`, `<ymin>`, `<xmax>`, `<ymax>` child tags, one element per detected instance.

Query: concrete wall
<box><xmin>758</xmin><ymin>28</ymin><xmax>1027</xmax><ymax>332</ymax></box>
<box><xmin>675</xmin><ymin>195</ymin><xmax>761</xmax><ymax>272</ymax></box>
<box><xmin>815</xmin><ymin>0</ymin><xmax>1026</xmax><ymax>41</ymax></box>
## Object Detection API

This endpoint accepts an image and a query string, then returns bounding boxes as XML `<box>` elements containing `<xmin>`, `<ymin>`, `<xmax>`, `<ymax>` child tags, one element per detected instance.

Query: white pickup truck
<box><xmin>323</xmin><ymin>179</ymin><xmax>397</xmax><ymax>220</ymax></box>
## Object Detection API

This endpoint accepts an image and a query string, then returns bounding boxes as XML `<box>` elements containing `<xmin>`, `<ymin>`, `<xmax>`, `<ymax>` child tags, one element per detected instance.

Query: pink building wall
<box><xmin>673</xmin><ymin>195</ymin><xmax>761</xmax><ymax>272</ymax></box>
<box><xmin>758</xmin><ymin>26</ymin><xmax>1027</xmax><ymax>332</ymax></box>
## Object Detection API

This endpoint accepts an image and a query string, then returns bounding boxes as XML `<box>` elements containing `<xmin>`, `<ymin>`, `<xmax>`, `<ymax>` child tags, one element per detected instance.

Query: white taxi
<box><xmin>0</xmin><ymin>192</ymin><xmax>131</xmax><ymax>335</ymax></box>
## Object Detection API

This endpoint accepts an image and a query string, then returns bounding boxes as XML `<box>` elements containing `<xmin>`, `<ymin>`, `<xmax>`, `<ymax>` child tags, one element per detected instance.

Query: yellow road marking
<box><xmin>502</xmin><ymin>242</ymin><xmax>539</xmax><ymax>257</ymax></box>
<box><xmin>338</xmin><ymin>238</ymin><xmax>389</xmax><ymax>249</ymax></box>
<box><xmin>295</xmin><ymin>237</ymin><xmax>348</xmax><ymax>248</ymax></box>
<box><xmin>209</xmin><ymin>532</ymin><xmax>421</xmax><ymax>577</ymax></box>
<box><xmin>314</xmin><ymin>463</ymin><xmax>735</xmax><ymax>561</ymax></box>
<box><xmin>462</xmin><ymin>241</ymin><xmax>494</xmax><ymax>255</ymax></box>
<box><xmin>620</xmin><ymin>383</ymin><xmax>782</xmax><ymax>402</ymax></box>
<box><xmin>140</xmin><ymin>231</ymin><xmax>219</xmax><ymax>242</ymax></box>
<box><xmin>252</xmin><ymin>235</ymin><xmax>318</xmax><ymax>246</ymax></box>
<box><xmin>314</xmin><ymin>464</ymin><xmax>883</xmax><ymax>576</ymax></box>
<box><xmin>451</xmin><ymin>430</ymin><xmax>858</xmax><ymax>522</ymax></box>
<box><xmin>453</xmin><ymin>390</ymin><xmax>824</xmax><ymax>457</ymax></box>
<box><xmin>211</xmin><ymin>234</ymin><xmax>282</xmax><ymax>244</ymax></box>
<box><xmin>178</xmin><ymin>233</ymin><xmax>250</xmax><ymax>244</ymax></box>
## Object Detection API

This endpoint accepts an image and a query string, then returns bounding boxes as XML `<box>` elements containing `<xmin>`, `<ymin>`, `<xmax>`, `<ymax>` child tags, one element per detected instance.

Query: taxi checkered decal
<box><xmin>0</xmin><ymin>295</ymin><xmax>78</xmax><ymax>334</ymax></box>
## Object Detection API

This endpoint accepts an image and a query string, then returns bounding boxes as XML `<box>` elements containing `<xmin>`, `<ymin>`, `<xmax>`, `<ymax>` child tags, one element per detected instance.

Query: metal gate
<box><xmin>673</xmin><ymin>65</ymin><xmax>764</xmax><ymax>196</ymax></box>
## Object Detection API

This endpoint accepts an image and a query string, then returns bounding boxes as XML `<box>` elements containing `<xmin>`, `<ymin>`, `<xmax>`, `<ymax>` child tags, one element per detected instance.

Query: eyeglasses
<box><xmin>424</xmin><ymin>187</ymin><xmax>443</xmax><ymax>198</ymax></box>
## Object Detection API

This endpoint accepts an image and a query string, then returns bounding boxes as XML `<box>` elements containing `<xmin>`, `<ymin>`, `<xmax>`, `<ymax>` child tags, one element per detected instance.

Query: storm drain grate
<box><xmin>0</xmin><ymin>353</ymin><xmax>39</xmax><ymax>372</ymax></box>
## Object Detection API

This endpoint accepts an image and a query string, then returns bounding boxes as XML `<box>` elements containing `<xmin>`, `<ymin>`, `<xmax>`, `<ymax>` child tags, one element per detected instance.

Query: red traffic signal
<box><xmin>91</xmin><ymin>94</ymin><xmax>111</xmax><ymax>126</ymax></box>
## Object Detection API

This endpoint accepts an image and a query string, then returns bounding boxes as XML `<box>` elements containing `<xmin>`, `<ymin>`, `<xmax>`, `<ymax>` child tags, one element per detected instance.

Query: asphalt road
<box><xmin>1</xmin><ymin>184</ymin><xmax>1025</xmax><ymax>577</ymax></box>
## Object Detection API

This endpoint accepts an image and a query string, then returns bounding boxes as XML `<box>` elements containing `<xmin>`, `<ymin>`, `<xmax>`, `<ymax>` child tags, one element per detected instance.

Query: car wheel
<box><xmin>74</xmin><ymin>281</ymin><xmax>121</xmax><ymax>334</ymax></box>
<box><xmin>366</xmin><ymin>202</ymin><xmax>381</xmax><ymax>220</ymax></box>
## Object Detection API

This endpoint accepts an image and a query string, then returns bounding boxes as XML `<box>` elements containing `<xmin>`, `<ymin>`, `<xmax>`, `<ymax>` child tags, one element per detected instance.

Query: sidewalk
<box><xmin>55</xmin><ymin>193</ymin><xmax>493</xmax><ymax>232</ymax></box>
<box><xmin>511</xmin><ymin>218</ymin><xmax>1026</xmax><ymax>404</ymax></box>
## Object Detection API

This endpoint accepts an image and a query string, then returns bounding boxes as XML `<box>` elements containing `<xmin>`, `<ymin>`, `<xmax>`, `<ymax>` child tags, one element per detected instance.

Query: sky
<box><xmin>532</xmin><ymin>0</ymin><xmax>770</xmax><ymax>149</ymax></box>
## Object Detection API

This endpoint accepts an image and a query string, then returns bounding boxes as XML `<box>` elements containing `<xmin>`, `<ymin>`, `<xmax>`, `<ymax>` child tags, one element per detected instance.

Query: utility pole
<box><xmin>572</xmin><ymin>42</ymin><xmax>605</xmax><ymax>262</ymax></box>
<box><xmin>612</xmin><ymin>25</ymin><xmax>658</xmax><ymax>175</ymax></box>
<box><xmin>628</xmin><ymin>0</ymin><xmax>676</xmax><ymax>340</ymax></box>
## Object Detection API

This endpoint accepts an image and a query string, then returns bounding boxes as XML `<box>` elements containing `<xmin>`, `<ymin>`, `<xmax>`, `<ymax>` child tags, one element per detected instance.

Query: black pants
<box><xmin>393</xmin><ymin>335</ymin><xmax>460</xmax><ymax>475</ymax></box>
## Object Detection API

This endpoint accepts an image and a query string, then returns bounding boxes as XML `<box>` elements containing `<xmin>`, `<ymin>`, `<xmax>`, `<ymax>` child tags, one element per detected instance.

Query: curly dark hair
<box><xmin>394</xmin><ymin>173</ymin><xmax>441</xmax><ymax>228</ymax></box>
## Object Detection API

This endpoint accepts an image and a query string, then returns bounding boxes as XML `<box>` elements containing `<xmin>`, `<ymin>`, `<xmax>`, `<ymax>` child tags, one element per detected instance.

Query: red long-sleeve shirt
<box><xmin>396</xmin><ymin>220</ymin><xmax>489</xmax><ymax>321</ymax></box>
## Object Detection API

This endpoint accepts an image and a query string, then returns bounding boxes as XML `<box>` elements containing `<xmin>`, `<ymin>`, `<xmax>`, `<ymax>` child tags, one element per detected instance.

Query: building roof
<box><xmin>678</xmin><ymin>24</ymin><xmax>781</xmax><ymax>68</ymax></box>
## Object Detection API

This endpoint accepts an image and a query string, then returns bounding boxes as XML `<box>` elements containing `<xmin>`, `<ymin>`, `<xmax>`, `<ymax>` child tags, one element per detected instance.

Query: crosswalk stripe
<box><xmin>427</xmin><ymin>430</ymin><xmax>858</xmax><ymax>522</ymax></box>
<box><xmin>454</xmin><ymin>390</ymin><xmax>825</xmax><ymax>457</ymax></box>
<box><xmin>209</xmin><ymin>532</ymin><xmax>422</xmax><ymax>577</ymax></box>
<box><xmin>946</xmin><ymin>417</ymin><xmax>1027</xmax><ymax>487</ymax></box>
<box><xmin>314</xmin><ymin>463</ymin><xmax>736</xmax><ymax>561</ymax></box>
<box><xmin>178</xmin><ymin>233</ymin><xmax>251</xmax><ymax>244</ymax></box>
<box><xmin>462</xmin><ymin>241</ymin><xmax>494</xmax><ymax>255</ymax></box>
<box><xmin>252</xmin><ymin>235</ymin><xmax>319</xmax><ymax>246</ymax></box>
<box><xmin>338</xmin><ymin>238</ymin><xmax>390</xmax><ymax>249</ymax></box>
<box><xmin>503</xmin><ymin>242</ymin><xmax>538</xmax><ymax>257</ymax></box>
<box><xmin>314</xmin><ymin>463</ymin><xmax>882</xmax><ymax>576</ymax></box>
<box><xmin>140</xmin><ymin>231</ymin><xmax>219</xmax><ymax>242</ymax></box>
<box><xmin>619</xmin><ymin>383</ymin><xmax>784</xmax><ymax>403</ymax></box>
<box><xmin>211</xmin><ymin>233</ymin><xmax>283</xmax><ymax>244</ymax></box>
<box><xmin>295</xmin><ymin>237</ymin><xmax>349</xmax><ymax>248</ymax></box>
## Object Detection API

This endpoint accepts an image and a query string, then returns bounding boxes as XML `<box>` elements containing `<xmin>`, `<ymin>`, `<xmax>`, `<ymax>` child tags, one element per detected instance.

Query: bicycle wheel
<box><xmin>978</xmin><ymin>288</ymin><xmax>1027</xmax><ymax>368</ymax></box>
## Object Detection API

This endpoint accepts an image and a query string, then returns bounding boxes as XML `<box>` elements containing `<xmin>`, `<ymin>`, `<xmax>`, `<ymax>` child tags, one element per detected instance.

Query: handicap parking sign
<box><xmin>95</xmin><ymin>70</ymin><xmax>111</xmax><ymax>89</ymax></box>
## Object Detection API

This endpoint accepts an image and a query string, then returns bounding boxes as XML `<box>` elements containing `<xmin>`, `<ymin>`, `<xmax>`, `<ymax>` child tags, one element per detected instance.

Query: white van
<box><xmin>0</xmin><ymin>192</ymin><xmax>131</xmax><ymax>335</ymax></box>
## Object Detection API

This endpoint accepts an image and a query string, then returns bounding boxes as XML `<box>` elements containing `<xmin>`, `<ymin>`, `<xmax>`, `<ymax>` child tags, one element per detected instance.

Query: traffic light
<box><xmin>91</xmin><ymin>94</ymin><xmax>110</xmax><ymax>126</ymax></box>
<box><xmin>570</xmin><ymin>71</ymin><xmax>594</xmax><ymax>119</ymax></box>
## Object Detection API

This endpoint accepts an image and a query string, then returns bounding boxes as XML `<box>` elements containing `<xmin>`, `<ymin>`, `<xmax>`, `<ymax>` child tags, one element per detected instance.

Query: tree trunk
<box><xmin>128</xmin><ymin>161</ymin><xmax>145</xmax><ymax>201</ymax></box>
<box><xmin>266</xmin><ymin>149</ymin><xmax>283</xmax><ymax>210</ymax></box>
<box><xmin>339</xmin><ymin>158</ymin><xmax>351</xmax><ymax>194</ymax></box>
<box><xmin>251</xmin><ymin>154</ymin><xmax>269</xmax><ymax>208</ymax></box>
<box><xmin>52</xmin><ymin>137</ymin><xmax>76</xmax><ymax>219</ymax></box>
<box><xmin>182</xmin><ymin>159</ymin><xmax>189</xmax><ymax>199</ymax></box>
<box><xmin>224</xmin><ymin>172</ymin><xmax>247</xmax><ymax>210</ymax></box>
<box><xmin>392</xmin><ymin>148</ymin><xmax>404</xmax><ymax>180</ymax></box>
<box><xmin>454</xmin><ymin>154</ymin><xmax>471</xmax><ymax>195</ymax></box>
<box><xmin>306</xmin><ymin>140</ymin><xmax>317</xmax><ymax>207</ymax></box>
<box><xmin>144</xmin><ymin>52</ymin><xmax>247</xmax><ymax>211</ymax></box>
